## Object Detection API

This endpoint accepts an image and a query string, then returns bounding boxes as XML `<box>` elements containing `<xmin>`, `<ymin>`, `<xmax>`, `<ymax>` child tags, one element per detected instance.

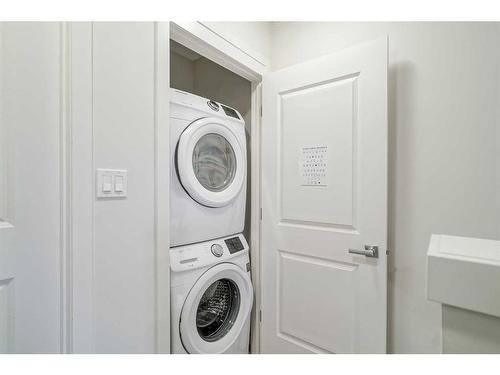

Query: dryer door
<box><xmin>180</xmin><ymin>263</ymin><xmax>253</xmax><ymax>354</ymax></box>
<box><xmin>176</xmin><ymin>117</ymin><xmax>245</xmax><ymax>207</ymax></box>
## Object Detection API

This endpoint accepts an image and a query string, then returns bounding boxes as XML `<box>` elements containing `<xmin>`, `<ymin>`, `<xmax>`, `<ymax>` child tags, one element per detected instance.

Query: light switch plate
<box><xmin>96</xmin><ymin>169</ymin><xmax>127</xmax><ymax>198</ymax></box>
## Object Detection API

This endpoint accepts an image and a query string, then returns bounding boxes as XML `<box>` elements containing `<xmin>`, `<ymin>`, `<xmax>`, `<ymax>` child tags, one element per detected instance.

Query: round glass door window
<box><xmin>196</xmin><ymin>278</ymin><xmax>240</xmax><ymax>342</ymax></box>
<box><xmin>192</xmin><ymin>133</ymin><xmax>236</xmax><ymax>192</ymax></box>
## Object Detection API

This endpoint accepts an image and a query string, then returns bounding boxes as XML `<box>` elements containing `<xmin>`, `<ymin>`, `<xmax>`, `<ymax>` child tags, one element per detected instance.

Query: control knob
<box><xmin>211</xmin><ymin>244</ymin><xmax>223</xmax><ymax>257</ymax></box>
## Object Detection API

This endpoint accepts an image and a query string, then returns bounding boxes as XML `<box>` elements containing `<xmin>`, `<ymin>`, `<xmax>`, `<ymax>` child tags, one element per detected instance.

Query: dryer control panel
<box><xmin>170</xmin><ymin>233</ymin><xmax>249</xmax><ymax>273</ymax></box>
<box><xmin>170</xmin><ymin>88</ymin><xmax>244</xmax><ymax>124</ymax></box>
<box><xmin>224</xmin><ymin>236</ymin><xmax>245</xmax><ymax>254</ymax></box>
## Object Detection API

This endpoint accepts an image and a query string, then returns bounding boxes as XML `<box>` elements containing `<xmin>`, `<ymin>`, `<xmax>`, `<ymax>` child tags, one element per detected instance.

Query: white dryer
<box><xmin>170</xmin><ymin>89</ymin><xmax>247</xmax><ymax>247</ymax></box>
<box><xmin>170</xmin><ymin>234</ymin><xmax>253</xmax><ymax>354</ymax></box>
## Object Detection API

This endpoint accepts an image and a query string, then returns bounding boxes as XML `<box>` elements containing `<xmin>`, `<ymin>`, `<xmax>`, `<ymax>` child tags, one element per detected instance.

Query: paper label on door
<box><xmin>300</xmin><ymin>145</ymin><xmax>328</xmax><ymax>186</ymax></box>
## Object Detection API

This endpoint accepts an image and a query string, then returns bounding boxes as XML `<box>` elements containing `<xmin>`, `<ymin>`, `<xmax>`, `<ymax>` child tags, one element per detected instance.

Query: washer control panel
<box><xmin>170</xmin><ymin>233</ymin><xmax>249</xmax><ymax>272</ymax></box>
<box><xmin>211</xmin><ymin>243</ymin><xmax>224</xmax><ymax>257</ymax></box>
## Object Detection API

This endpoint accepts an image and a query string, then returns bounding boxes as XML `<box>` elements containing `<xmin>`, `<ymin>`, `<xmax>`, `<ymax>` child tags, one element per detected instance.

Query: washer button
<box><xmin>211</xmin><ymin>244</ymin><xmax>223</xmax><ymax>257</ymax></box>
<box><xmin>207</xmin><ymin>100</ymin><xmax>219</xmax><ymax>111</ymax></box>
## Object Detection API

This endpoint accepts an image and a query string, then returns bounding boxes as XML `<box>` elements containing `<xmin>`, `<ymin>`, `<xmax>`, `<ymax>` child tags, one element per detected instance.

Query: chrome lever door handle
<box><xmin>348</xmin><ymin>245</ymin><xmax>379</xmax><ymax>258</ymax></box>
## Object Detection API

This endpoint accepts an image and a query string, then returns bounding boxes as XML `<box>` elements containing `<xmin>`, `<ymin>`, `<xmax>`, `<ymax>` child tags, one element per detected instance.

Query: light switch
<box><xmin>96</xmin><ymin>169</ymin><xmax>127</xmax><ymax>198</ymax></box>
<box><xmin>103</xmin><ymin>175</ymin><xmax>112</xmax><ymax>192</ymax></box>
<box><xmin>114</xmin><ymin>175</ymin><xmax>124</xmax><ymax>192</ymax></box>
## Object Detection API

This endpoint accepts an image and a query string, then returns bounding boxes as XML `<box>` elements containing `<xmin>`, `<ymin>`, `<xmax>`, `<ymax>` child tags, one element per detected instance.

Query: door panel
<box><xmin>261</xmin><ymin>38</ymin><xmax>387</xmax><ymax>353</ymax></box>
<box><xmin>278</xmin><ymin>251</ymin><xmax>357</xmax><ymax>354</ymax></box>
<box><xmin>280</xmin><ymin>74</ymin><xmax>358</xmax><ymax>228</ymax></box>
<box><xmin>0</xmin><ymin>22</ymin><xmax>63</xmax><ymax>353</ymax></box>
<box><xmin>0</xmin><ymin>277</ymin><xmax>14</xmax><ymax>352</ymax></box>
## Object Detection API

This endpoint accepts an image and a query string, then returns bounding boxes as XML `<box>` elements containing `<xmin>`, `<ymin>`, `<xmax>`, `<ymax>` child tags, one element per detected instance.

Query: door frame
<box><xmin>155</xmin><ymin>22</ymin><xmax>171</xmax><ymax>354</ymax></box>
<box><xmin>169</xmin><ymin>21</ymin><xmax>267</xmax><ymax>353</ymax></box>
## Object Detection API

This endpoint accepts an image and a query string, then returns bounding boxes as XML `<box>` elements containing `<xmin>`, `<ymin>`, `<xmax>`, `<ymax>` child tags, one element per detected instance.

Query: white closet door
<box><xmin>0</xmin><ymin>22</ymin><xmax>64</xmax><ymax>353</ymax></box>
<box><xmin>260</xmin><ymin>37</ymin><xmax>388</xmax><ymax>353</ymax></box>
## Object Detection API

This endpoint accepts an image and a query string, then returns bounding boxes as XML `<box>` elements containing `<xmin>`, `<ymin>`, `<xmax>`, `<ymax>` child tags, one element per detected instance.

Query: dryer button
<box><xmin>207</xmin><ymin>100</ymin><xmax>219</xmax><ymax>112</ymax></box>
<box><xmin>211</xmin><ymin>244</ymin><xmax>224</xmax><ymax>257</ymax></box>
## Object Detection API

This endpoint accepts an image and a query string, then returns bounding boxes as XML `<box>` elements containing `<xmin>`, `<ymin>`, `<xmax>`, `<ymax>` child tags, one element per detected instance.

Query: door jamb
<box><xmin>155</xmin><ymin>22</ymin><xmax>171</xmax><ymax>354</ymax></box>
<box><xmin>169</xmin><ymin>21</ymin><xmax>266</xmax><ymax>354</ymax></box>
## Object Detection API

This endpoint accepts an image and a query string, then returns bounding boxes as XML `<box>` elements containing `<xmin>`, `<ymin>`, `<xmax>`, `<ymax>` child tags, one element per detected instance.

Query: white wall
<box><xmin>270</xmin><ymin>22</ymin><xmax>500</xmax><ymax>353</ymax></box>
<box><xmin>91</xmin><ymin>22</ymin><xmax>157</xmax><ymax>353</ymax></box>
<box><xmin>71</xmin><ymin>22</ymin><xmax>168</xmax><ymax>354</ymax></box>
<box><xmin>0</xmin><ymin>23</ymin><xmax>4</xmax><ymax>222</ymax></box>
<box><xmin>497</xmin><ymin>74</ymin><xmax>500</xmax><ymax>237</ymax></box>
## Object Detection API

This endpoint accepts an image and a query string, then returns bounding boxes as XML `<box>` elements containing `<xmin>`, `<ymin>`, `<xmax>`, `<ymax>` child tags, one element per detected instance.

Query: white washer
<box><xmin>170</xmin><ymin>233</ymin><xmax>253</xmax><ymax>354</ymax></box>
<box><xmin>170</xmin><ymin>89</ymin><xmax>247</xmax><ymax>247</ymax></box>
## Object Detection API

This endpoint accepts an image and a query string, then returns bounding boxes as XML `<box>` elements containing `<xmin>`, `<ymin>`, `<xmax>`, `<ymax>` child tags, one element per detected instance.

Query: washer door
<box><xmin>180</xmin><ymin>263</ymin><xmax>253</xmax><ymax>354</ymax></box>
<box><xmin>177</xmin><ymin>117</ymin><xmax>245</xmax><ymax>207</ymax></box>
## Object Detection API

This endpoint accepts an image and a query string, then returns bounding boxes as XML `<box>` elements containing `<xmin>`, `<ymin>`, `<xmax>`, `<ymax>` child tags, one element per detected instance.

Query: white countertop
<box><xmin>427</xmin><ymin>234</ymin><xmax>500</xmax><ymax>318</ymax></box>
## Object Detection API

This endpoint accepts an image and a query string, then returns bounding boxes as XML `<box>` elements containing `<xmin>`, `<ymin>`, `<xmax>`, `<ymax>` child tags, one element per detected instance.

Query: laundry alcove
<box><xmin>168</xmin><ymin>32</ymin><xmax>263</xmax><ymax>353</ymax></box>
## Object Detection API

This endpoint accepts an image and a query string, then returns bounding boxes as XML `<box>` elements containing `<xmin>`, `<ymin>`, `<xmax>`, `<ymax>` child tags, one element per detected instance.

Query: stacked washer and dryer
<box><xmin>169</xmin><ymin>89</ymin><xmax>253</xmax><ymax>354</ymax></box>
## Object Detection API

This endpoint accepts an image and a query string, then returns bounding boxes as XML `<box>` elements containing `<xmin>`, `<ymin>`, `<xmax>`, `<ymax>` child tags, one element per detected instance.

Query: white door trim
<box><xmin>170</xmin><ymin>22</ymin><xmax>266</xmax><ymax>81</ymax></box>
<box><xmin>69</xmin><ymin>22</ymin><xmax>95</xmax><ymax>353</ymax></box>
<box><xmin>195</xmin><ymin>22</ymin><xmax>270</xmax><ymax>70</ymax></box>
<box><xmin>59</xmin><ymin>21</ymin><xmax>72</xmax><ymax>354</ymax></box>
<box><xmin>169</xmin><ymin>21</ymin><xmax>266</xmax><ymax>353</ymax></box>
<box><xmin>249</xmin><ymin>81</ymin><xmax>263</xmax><ymax>353</ymax></box>
<box><xmin>154</xmin><ymin>21</ymin><xmax>171</xmax><ymax>354</ymax></box>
